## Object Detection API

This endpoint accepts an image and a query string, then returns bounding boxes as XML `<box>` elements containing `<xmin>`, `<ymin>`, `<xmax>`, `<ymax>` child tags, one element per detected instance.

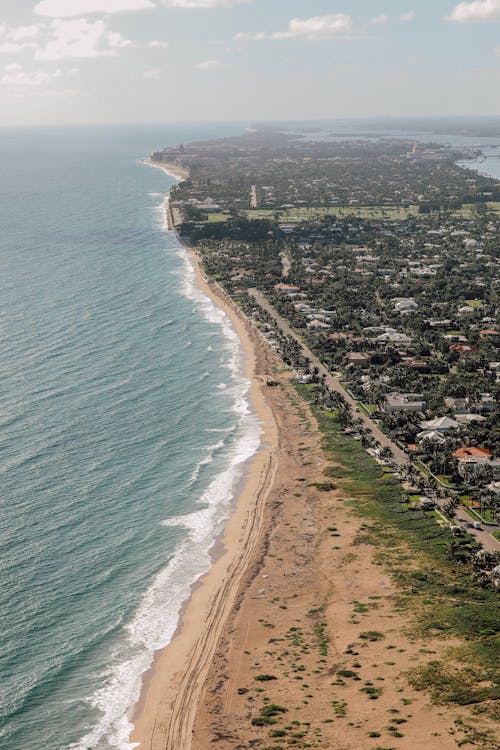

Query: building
<box><xmin>384</xmin><ymin>393</ymin><xmax>427</xmax><ymax>413</ymax></box>
<box><xmin>274</xmin><ymin>283</ymin><xmax>301</xmax><ymax>294</ymax></box>
<box><xmin>420</xmin><ymin>416</ymin><xmax>460</xmax><ymax>432</ymax></box>
<box><xmin>453</xmin><ymin>446</ymin><xmax>490</xmax><ymax>459</ymax></box>
<box><xmin>449</xmin><ymin>344</ymin><xmax>479</xmax><ymax>358</ymax></box>
<box><xmin>345</xmin><ymin>352</ymin><xmax>372</xmax><ymax>368</ymax></box>
<box><xmin>417</xmin><ymin>429</ymin><xmax>446</xmax><ymax>445</ymax></box>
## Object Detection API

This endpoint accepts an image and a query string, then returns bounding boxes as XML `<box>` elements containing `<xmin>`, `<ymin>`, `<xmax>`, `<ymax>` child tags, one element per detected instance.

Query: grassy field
<box><xmin>247</xmin><ymin>205</ymin><xmax>419</xmax><ymax>221</ymax></box>
<box><xmin>200</xmin><ymin>201</ymin><xmax>500</xmax><ymax>224</ymax></box>
<box><xmin>455</xmin><ymin>202</ymin><xmax>500</xmax><ymax>218</ymax></box>
<box><xmin>206</xmin><ymin>212</ymin><xmax>232</xmax><ymax>222</ymax></box>
<box><xmin>295</xmin><ymin>383</ymin><xmax>500</xmax><ymax>731</ymax></box>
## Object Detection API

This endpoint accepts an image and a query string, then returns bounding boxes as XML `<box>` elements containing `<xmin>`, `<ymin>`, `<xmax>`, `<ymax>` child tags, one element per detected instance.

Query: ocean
<box><xmin>0</xmin><ymin>123</ymin><xmax>260</xmax><ymax>750</ymax></box>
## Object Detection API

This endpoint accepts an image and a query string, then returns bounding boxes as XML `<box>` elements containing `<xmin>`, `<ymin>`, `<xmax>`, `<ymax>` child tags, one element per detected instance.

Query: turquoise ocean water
<box><xmin>0</xmin><ymin>123</ymin><xmax>260</xmax><ymax>750</ymax></box>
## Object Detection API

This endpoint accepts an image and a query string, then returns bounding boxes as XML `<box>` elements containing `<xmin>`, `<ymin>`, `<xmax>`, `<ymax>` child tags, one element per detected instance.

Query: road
<box><xmin>249</xmin><ymin>288</ymin><xmax>409</xmax><ymax>466</ymax></box>
<box><xmin>248</xmin><ymin>288</ymin><xmax>500</xmax><ymax>552</ymax></box>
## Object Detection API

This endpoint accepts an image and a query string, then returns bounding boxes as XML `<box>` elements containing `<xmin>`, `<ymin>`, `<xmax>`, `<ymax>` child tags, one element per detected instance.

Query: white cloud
<box><xmin>34</xmin><ymin>0</ymin><xmax>154</xmax><ymax>17</ymax></box>
<box><xmin>35</xmin><ymin>18</ymin><xmax>132</xmax><ymax>60</ymax></box>
<box><xmin>0</xmin><ymin>41</ymin><xmax>37</xmax><ymax>54</ymax></box>
<box><xmin>369</xmin><ymin>11</ymin><xmax>416</xmax><ymax>24</ymax></box>
<box><xmin>0</xmin><ymin>24</ymin><xmax>41</xmax><ymax>51</ymax></box>
<box><xmin>164</xmin><ymin>0</ymin><xmax>249</xmax><ymax>7</ymax></box>
<box><xmin>1</xmin><ymin>64</ymin><xmax>63</xmax><ymax>86</ymax></box>
<box><xmin>194</xmin><ymin>58</ymin><xmax>226</xmax><ymax>68</ymax></box>
<box><xmin>446</xmin><ymin>0</ymin><xmax>500</xmax><ymax>22</ymax></box>
<box><xmin>8</xmin><ymin>26</ymin><xmax>40</xmax><ymax>40</ymax></box>
<box><xmin>236</xmin><ymin>14</ymin><xmax>353</xmax><ymax>41</ymax></box>
<box><xmin>370</xmin><ymin>14</ymin><xmax>389</xmax><ymax>25</ymax></box>
<box><xmin>148</xmin><ymin>39</ymin><xmax>168</xmax><ymax>47</ymax></box>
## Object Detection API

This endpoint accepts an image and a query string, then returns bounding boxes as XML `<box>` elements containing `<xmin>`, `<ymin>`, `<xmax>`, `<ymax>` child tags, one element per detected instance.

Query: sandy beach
<box><xmin>129</xmin><ymin>246</ymin><xmax>281</xmax><ymax>749</ymax></box>
<box><xmin>147</xmin><ymin>160</ymin><xmax>190</xmax><ymax>182</ymax></box>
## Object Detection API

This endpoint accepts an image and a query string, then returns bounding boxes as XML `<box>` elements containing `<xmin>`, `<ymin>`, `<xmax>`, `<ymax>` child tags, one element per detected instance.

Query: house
<box><xmin>458</xmin><ymin>306</ymin><xmax>475</xmax><ymax>317</ymax></box>
<box><xmin>457</xmin><ymin>456</ymin><xmax>500</xmax><ymax>478</ymax></box>
<box><xmin>449</xmin><ymin>344</ymin><xmax>479</xmax><ymax>358</ymax></box>
<box><xmin>377</xmin><ymin>330</ymin><xmax>413</xmax><ymax>345</ymax></box>
<box><xmin>307</xmin><ymin>319</ymin><xmax>330</xmax><ymax>330</ymax></box>
<box><xmin>393</xmin><ymin>297</ymin><xmax>418</xmax><ymax>312</ymax></box>
<box><xmin>475</xmin><ymin>393</ymin><xmax>496</xmax><ymax>413</ymax></box>
<box><xmin>417</xmin><ymin>430</ymin><xmax>446</xmax><ymax>445</ymax></box>
<box><xmin>345</xmin><ymin>352</ymin><xmax>372</xmax><ymax>368</ymax></box>
<box><xmin>274</xmin><ymin>283</ymin><xmax>301</xmax><ymax>294</ymax></box>
<box><xmin>479</xmin><ymin>329</ymin><xmax>498</xmax><ymax>339</ymax></box>
<box><xmin>420</xmin><ymin>416</ymin><xmax>460</xmax><ymax>432</ymax></box>
<box><xmin>455</xmin><ymin>414</ymin><xmax>487</xmax><ymax>425</ymax></box>
<box><xmin>444</xmin><ymin>396</ymin><xmax>469</xmax><ymax>413</ymax></box>
<box><xmin>453</xmin><ymin>447</ymin><xmax>491</xmax><ymax>460</ymax></box>
<box><xmin>402</xmin><ymin>358</ymin><xmax>430</xmax><ymax>372</ymax></box>
<box><xmin>384</xmin><ymin>393</ymin><xmax>427</xmax><ymax>413</ymax></box>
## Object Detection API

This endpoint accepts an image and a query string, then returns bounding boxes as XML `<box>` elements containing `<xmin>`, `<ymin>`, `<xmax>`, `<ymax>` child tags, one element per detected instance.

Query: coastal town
<box><xmin>154</xmin><ymin>129</ymin><xmax>499</xmax><ymax>549</ymax></box>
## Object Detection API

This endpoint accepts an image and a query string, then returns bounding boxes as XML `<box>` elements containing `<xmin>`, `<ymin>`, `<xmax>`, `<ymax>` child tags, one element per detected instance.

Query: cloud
<box><xmin>446</xmin><ymin>0</ymin><xmax>500</xmax><ymax>22</ymax></box>
<box><xmin>8</xmin><ymin>25</ymin><xmax>40</xmax><ymax>40</ymax></box>
<box><xmin>1</xmin><ymin>63</ymin><xmax>63</xmax><ymax>86</ymax></box>
<box><xmin>164</xmin><ymin>0</ymin><xmax>249</xmax><ymax>7</ymax></box>
<box><xmin>0</xmin><ymin>41</ymin><xmax>38</xmax><ymax>54</ymax></box>
<box><xmin>236</xmin><ymin>14</ymin><xmax>353</xmax><ymax>41</ymax></box>
<box><xmin>194</xmin><ymin>58</ymin><xmax>226</xmax><ymax>68</ymax></box>
<box><xmin>370</xmin><ymin>14</ymin><xmax>389</xmax><ymax>25</ymax></box>
<box><xmin>369</xmin><ymin>12</ymin><xmax>416</xmax><ymax>24</ymax></box>
<box><xmin>148</xmin><ymin>39</ymin><xmax>168</xmax><ymax>47</ymax></box>
<box><xmin>33</xmin><ymin>0</ymin><xmax>154</xmax><ymax>17</ymax></box>
<box><xmin>0</xmin><ymin>24</ymin><xmax>41</xmax><ymax>51</ymax></box>
<box><xmin>35</xmin><ymin>18</ymin><xmax>132</xmax><ymax>59</ymax></box>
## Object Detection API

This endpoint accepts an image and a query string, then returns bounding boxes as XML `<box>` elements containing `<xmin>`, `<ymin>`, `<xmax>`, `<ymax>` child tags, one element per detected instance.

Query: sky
<box><xmin>0</xmin><ymin>0</ymin><xmax>499</xmax><ymax>126</ymax></box>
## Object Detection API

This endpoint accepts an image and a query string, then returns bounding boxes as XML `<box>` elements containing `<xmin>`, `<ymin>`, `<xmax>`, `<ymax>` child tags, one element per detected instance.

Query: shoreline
<box><xmin>129</xmin><ymin>177</ymin><xmax>280</xmax><ymax>749</ymax></box>
<box><xmin>143</xmin><ymin>158</ymin><xmax>190</xmax><ymax>182</ymax></box>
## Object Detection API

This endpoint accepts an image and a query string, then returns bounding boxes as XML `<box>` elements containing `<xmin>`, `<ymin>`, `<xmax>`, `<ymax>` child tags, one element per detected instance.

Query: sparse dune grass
<box><xmin>294</xmin><ymin>383</ymin><xmax>500</xmax><ymax>721</ymax></box>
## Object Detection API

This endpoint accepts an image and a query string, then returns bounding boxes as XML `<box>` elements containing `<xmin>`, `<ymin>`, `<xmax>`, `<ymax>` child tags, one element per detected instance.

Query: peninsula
<box><xmin>133</xmin><ymin>126</ymin><xmax>499</xmax><ymax>750</ymax></box>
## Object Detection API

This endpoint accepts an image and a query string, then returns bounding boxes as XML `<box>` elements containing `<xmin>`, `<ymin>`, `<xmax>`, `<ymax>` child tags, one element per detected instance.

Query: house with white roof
<box><xmin>420</xmin><ymin>416</ymin><xmax>460</xmax><ymax>432</ymax></box>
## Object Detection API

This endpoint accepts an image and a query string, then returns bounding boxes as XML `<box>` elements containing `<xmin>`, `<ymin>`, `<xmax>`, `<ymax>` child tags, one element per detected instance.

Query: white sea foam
<box><xmin>188</xmin><ymin>439</ymin><xmax>225</xmax><ymax>484</ymax></box>
<box><xmin>67</xmin><ymin>181</ymin><xmax>262</xmax><ymax>750</ymax></box>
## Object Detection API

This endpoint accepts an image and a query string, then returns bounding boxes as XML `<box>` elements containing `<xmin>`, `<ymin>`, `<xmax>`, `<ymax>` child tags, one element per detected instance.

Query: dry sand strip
<box><xmin>129</xmin><ymin>252</ymin><xmax>281</xmax><ymax>750</ymax></box>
